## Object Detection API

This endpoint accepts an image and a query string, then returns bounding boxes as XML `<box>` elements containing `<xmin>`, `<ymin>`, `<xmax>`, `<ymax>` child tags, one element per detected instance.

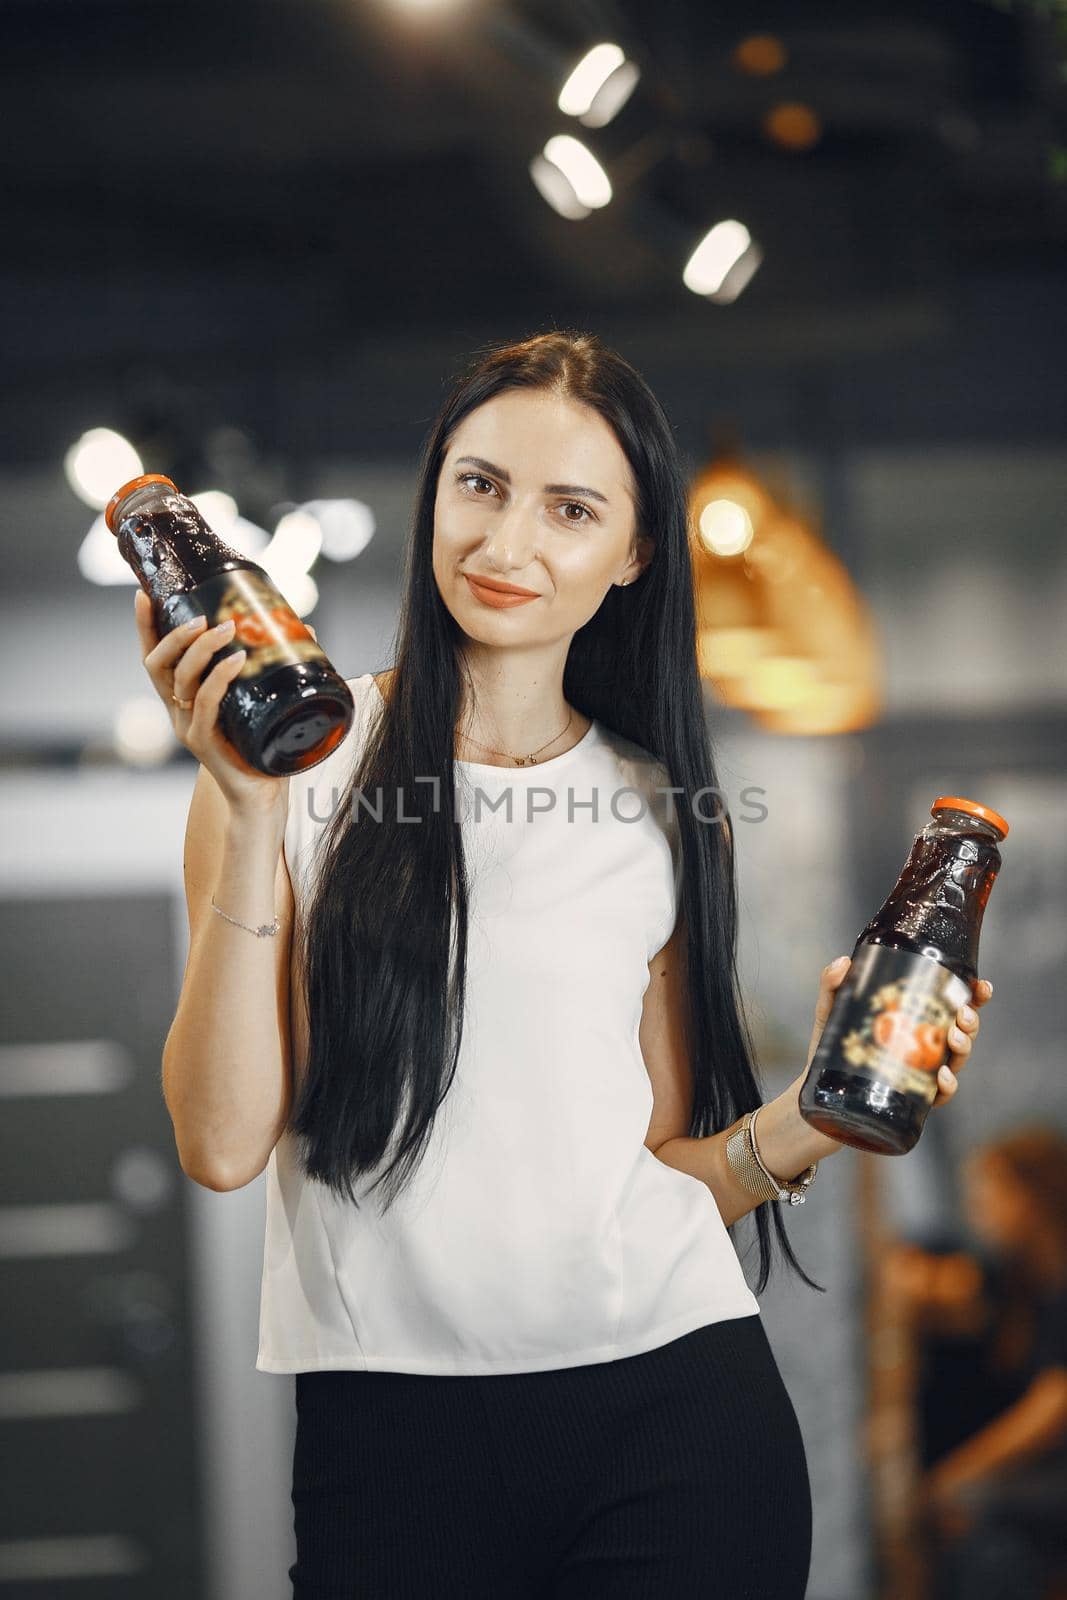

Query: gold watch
<box><xmin>725</xmin><ymin>1107</ymin><xmax>818</xmax><ymax>1206</ymax></box>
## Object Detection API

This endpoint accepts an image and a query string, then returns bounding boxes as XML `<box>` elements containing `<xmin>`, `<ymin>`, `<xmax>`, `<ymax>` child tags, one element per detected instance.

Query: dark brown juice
<box><xmin>799</xmin><ymin>799</ymin><xmax>1006</xmax><ymax>1154</ymax></box>
<box><xmin>107</xmin><ymin>475</ymin><xmax>354</xmax><ymax>775</ymax></box>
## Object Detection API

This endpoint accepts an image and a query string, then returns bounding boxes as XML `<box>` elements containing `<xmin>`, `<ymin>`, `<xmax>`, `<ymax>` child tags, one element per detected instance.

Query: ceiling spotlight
<box><xmin>272</xmin><ymin>571</ymin><xmax>318</xmax><ymax>618</ymax></box>
<box><xmin>266</xmin><ymin>510</ymin><xmax>323</xmax><ymax>571</ymax></box>
<box><xmin>259</xmin><ymin>510</ymin><xmax>323</xmax><ymax>616</ymax></box>
<box><xmin>65</xmin><ymin>429</ymin><xmax>143</xmax><ymax>509</ymax></box>
<box><xmin>187</xmin><ymin>489</ymin><xmax>270</xmax><ymax>558</ymax></box>
<box><xmin>764</xmin><ymin>102</ymin><xmax>822</xmax><ymax>152</ymax></box>
<box><xmin>683</xmin><ymin>220</ymin><xmax>762</xmax><ymax>303</ymax></box>
<box><xmin>732</xmin><ymin>35</ymin><xmax>787</xmax><ymax>76</ymax></box>
<box><xmin>530</xmin><ymin>135</ymin><xmax>612</xmax><ymax>219</ymax></box>
<box><xmin>299</xmin><ymin>499</ymin><xmax>376</xmax><ymax>562</ymax></box>
<box><xmin>78</xmin><ymin>514</ymin><xmax>134</xmax><ymax>585</ymax></box>
<box><xmin>698</xmin><ymin>499</ymin><xmax>755</xmax><ymax>557</ymax></box>
<box><xmin>113</xmin><ymin>696</ymin><xmax>176</xmax><ymax>767</ymax></box>
<box><xmin>559</xmin><ymin>43</ymin><xmax>640</xmax><ymax>128</ymax></box>
<box><xmin>187</xmin><ymin>489</ymin><xmax>238</xmax><ymax>528</ymax></box>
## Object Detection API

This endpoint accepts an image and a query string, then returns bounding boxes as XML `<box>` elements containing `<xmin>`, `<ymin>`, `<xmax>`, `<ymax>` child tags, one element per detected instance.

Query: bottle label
<box><xmin>167</xmin><ymin>569</ymin><xmax>327</xmax><ymax>680</ymax></box>
<box><xmin>811</xmin><ymin>943</ymin><xmax>971</xmax><ymax>1103</ymax></box>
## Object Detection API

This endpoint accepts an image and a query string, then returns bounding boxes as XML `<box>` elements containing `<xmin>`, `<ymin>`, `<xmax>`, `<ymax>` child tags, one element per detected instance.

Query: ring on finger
<box><xmin>172</xmin><ymin>693</ymin><xmax>194</xmax><ymax>711</ymax></box>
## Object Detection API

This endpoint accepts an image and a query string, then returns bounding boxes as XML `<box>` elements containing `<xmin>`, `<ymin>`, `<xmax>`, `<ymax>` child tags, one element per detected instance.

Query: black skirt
<box><xmin>289</xmin><ymin>1310</ymin><xmax>812</xmax><ymax>1599</ymax></box>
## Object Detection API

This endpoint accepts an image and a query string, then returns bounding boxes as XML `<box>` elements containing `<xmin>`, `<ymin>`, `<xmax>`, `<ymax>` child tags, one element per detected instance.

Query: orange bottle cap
<box><xmin>932</xmin><ymin>795</ymin><xmax>1009</xmax><ymax>839</ymax></box>
<box><xmin>105</xmin><ymin>473</ymin><xmax>178</xmax><ymax>533</ymax></box>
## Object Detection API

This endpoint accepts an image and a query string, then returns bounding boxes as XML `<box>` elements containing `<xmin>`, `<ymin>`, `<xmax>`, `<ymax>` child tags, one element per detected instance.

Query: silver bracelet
<box><xmin>749</xmin><ymin>1104</ymin><xmax>818</xmax><ymax>1205</ymax></box>
<box><xmin>210</xmin><ymin>897</ymin><xmax>280</xmax><ymax>938</ymax></box>
<box><xmin>725</xmin><ymin>1108</ymin><xmax>819</xmax><ymax>1206</ymax></box>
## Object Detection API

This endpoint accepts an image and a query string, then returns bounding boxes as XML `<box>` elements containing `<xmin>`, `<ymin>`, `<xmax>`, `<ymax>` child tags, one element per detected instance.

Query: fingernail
<box><xmin>960</xmin><ymin>1005</ymin><xmax>977</xmax><ymax>1025</ymax></box>
<box><xmin>216</xmin><ymin>618</ymin><xmax>236</xmax><ymax>634</ymax></box>
<box><xmin>832</xmin><ymin>955</ymin><xmax>850</xmax><ymax>970</ymax></box>
<box><xmin>230</xmin><ymin>648</ymin><xmax>247</xmax><ymax>664</ymax></box>
<box><xmin>183</xmin><ymin>616</ymin><xmax>206</xmax><ymax>630</ymax></box>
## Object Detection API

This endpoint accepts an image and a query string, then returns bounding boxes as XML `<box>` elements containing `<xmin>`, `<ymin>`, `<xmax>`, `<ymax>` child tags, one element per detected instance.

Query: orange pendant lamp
<box><xmin>690</xmin><ymin>440</ymin><xmax>883</xmax><ymax>734</ymax></box>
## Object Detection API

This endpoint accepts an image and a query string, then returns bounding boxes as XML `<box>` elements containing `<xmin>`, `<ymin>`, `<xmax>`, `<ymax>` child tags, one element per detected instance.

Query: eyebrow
<box><xmin>453</xmin><ymin>455</ymin><xmax>610</xmax><ymax>506</ymax></box>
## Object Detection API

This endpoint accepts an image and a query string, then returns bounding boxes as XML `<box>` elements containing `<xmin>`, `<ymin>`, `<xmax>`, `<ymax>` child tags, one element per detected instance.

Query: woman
<box><xmin>914</xmin><ymin>1128</ymin><xmax>1067</xmax><ymax>1599</ymax></box>
<box><xmin>139</xmin><ymin>331</ymin><xmax>989</xmax><ymax>1597</ymax></box>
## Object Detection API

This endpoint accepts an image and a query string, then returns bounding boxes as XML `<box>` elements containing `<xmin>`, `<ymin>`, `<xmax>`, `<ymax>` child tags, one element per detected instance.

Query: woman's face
<box><xmin>962</xmin><ymin>1154</ymin><xmax>1035</xmax><ymax>1255</ymax></box>
<box><xmin>432</xmin><ymin>389</ymin><xmax>652</xmax><ymax>647</ymax></box>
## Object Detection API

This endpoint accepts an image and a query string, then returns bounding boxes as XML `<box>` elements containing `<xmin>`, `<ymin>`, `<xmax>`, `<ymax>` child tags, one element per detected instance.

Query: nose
<box><xmin>479</xmin><ymin>501</ymin><xmax>540</xmax><ymax>576</ymax></box>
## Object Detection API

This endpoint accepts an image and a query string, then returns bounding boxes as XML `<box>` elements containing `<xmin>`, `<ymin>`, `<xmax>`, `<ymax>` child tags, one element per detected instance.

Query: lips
<box><xmin>463</xmin><ymin>573</ymin><xmax>541</xmax><ymax>608</ymax></box>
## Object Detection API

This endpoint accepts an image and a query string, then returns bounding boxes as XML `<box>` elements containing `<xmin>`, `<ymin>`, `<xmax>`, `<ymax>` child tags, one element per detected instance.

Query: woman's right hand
<box><xmin>134</xmin><ymin>587</ymin><xmax>290</xmax><ymax>819</ymax></box>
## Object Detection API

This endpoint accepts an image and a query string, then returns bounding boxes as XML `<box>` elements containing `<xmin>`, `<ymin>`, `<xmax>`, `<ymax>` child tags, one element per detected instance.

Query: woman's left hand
<box><xmin>929</xmin><ymin>978</ymin><xmax>994</xmax><ymax>1110</ymax></box>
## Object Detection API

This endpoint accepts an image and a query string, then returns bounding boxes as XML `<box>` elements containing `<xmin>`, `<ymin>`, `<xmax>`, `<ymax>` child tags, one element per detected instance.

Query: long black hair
<box><xmin>287</xmin><ymin>328</ymin><xmax>821</xmax><ymax>1296</ymax></box>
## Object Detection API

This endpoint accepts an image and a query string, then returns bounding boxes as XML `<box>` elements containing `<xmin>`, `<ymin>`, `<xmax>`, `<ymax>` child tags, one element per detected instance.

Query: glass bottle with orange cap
<box><xmin>106</xmin><ymin>474</ymin><xmax>354</xmax><ymax>775</ymax></box>
<box><xmin>799</xmin><ymin>796</ymin><xmax>1008</xmax><ymax>1155</ymax></box>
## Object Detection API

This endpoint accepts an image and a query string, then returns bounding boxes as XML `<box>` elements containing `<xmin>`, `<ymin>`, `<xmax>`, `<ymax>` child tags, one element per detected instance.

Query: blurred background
<box><xmin>2</xmin><ymin>0</ymin><xmax>1067</xmax><ymax>1595</ymax></box>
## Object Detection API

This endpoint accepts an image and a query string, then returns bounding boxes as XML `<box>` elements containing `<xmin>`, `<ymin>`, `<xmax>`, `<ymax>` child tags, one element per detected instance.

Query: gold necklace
<box><xmin>455</xmin><ymin>707</ymin><xmax>575</xmax><ymax>767</ymax></box>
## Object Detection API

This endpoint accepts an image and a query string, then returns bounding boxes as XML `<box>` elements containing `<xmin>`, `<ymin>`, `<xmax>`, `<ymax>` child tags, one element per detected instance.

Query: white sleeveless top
<box><xmin>257</xmin><ymin>673</ymin><xmax>759</xmax><ymax>1375</ymax></box>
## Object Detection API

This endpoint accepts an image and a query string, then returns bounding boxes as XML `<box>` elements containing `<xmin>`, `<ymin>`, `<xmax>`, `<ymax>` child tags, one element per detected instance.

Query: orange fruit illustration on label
<box><xmin>913</xmin><ymin>1022</ymin><xmax>946</xmax><ymax>1071</ymax></box>
<box><xmin>269</xmin><ymin>605</ymin><xmax>310</xmax><ymax>642</ymax></box>
<box><xmin>871</xmin><ymin>1005</ymin><xmax>944</xmax><ymax>1071</ymax></box>
<box><xmin>232</xmin><ymin>611</ymin><xmax>271</xmax><ymax>647</ymax></box>
<box><xmin>224</xmin><ymin>603</ymin><xmax>308</xmax><ymax>648</ymax></box>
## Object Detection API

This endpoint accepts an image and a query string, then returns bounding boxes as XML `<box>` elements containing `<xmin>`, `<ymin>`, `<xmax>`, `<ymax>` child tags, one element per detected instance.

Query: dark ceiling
<box><xmin>3</xmin><ymin>0</ymin><xmax>1065</xmax><ymax>468</ymax></box>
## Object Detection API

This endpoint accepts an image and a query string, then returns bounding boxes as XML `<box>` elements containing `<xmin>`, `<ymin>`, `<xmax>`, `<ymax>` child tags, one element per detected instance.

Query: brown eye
<box><xmin>456</xmin><ymin>472</ymin><xmax>495</xmax><ymax>496</ymax></box>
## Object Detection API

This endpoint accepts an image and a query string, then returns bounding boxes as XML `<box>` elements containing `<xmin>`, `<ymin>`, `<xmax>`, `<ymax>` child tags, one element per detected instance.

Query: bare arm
<box><xmin>651</xmin><ymin>1082</ymin><xmax>843</xmax><ymax>1229</ymax></box>
<box><xmin>641</xmin><ymin>915</ymin><xmax>846</xmax><ymax>1227</ymax></box>
<box><xmin>926</xmin><ymin>1367</ymin><xmax>1067</xmax><ymax>1490</ymax></box>
<box><xmin>877</xmin><ymin>1243</ymin><xmax>992</xmax><ymax>1338</ymax></box>
<box><xmin>133</xmin><ymin>586</ymin><xmax>298</xmax><ymax>1191</ymax></box>
<box><xmin>162</xmin><ymin>768</ymin><xmax>295</xmax><ymax>1190</ymax></box>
